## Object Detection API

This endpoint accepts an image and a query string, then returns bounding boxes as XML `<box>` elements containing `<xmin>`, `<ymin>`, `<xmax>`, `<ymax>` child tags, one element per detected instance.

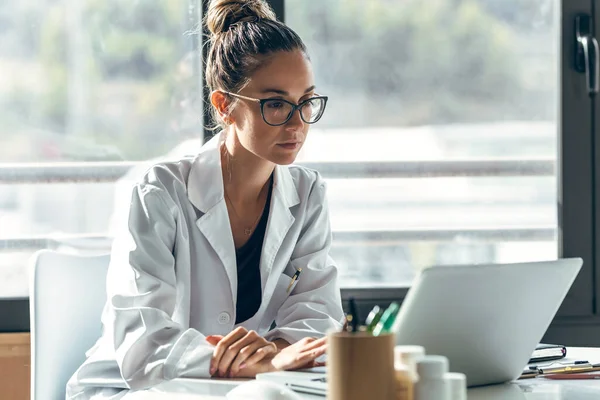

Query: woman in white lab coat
<box><xmin>66</xmin><ymin>0</ymin><xmax>344</xmax><ymax>398</ymax></box>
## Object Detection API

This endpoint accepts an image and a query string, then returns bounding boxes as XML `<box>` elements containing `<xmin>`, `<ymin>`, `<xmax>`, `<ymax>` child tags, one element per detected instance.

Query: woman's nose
<box><xmin>285</xmin><ymin>107</ymin><xmax>304</xmax><ymax>130</ymax></box>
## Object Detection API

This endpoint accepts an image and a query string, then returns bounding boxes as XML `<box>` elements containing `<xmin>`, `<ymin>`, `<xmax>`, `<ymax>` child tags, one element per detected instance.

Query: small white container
<box><xmin>414</xmin><ymin>355</ymin><xmax>449</xmax><ymax>400</ymax></box>
<box><xmin>446</xmin><ymin>372</ymin><xmax>467</xmax><ymax>400</ymax></box>
<box><xmin>394</xmin><ymin>345</ymin><xmax>426</xmax><ymax>382</ymax></box>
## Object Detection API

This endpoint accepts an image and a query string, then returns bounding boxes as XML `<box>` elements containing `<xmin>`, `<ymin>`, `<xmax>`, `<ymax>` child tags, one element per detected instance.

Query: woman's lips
<box><xmin>277</xmin><ymin>142</ymin><xmax>300</xmax><ymax>150</ymax></box>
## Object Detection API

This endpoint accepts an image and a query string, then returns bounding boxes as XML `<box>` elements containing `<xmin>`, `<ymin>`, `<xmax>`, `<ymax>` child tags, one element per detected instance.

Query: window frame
<box><xmin>540</xmin><ymin>0</ymin><xmax>600</xmax><ymax>347</ymax></box>
<box><xmin>554</xmin><ymin>0</ymin><xmax>595</xmax><ymax>318</ymax></box>
<box><xmin>595</xmin><ymin>0</ymin><xmax>600</xmax><ymax>316</ymax></box>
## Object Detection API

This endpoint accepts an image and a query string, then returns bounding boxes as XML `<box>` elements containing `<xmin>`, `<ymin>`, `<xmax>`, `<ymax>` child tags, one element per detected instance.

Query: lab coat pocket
<box><xmin>271</xmin><ymin>274</ymin><xmax>296</xmax><ymax>307</ymax></box>
<box><xmin>263</xmin><ymin>274</ymin><xmax>296</xmax><ymax>326</ymax></box>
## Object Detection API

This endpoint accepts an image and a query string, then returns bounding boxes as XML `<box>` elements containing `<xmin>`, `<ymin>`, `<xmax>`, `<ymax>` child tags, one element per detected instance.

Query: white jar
<box><xmin>394</xmin><ymin>345</ymin><xmax>425</xmax><ymax>382</ymax></box>
<box><xmin>414</xmin><ymin>355</ymin><xmax>449</xmax><ymax>400</ymax></box>
<box><xmin>446</xmin><ymin>372</ymin><xmax>467</xmax><ymax>400</ymax></box>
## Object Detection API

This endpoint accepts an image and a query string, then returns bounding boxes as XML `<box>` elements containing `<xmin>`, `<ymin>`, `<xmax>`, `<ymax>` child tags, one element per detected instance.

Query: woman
<box><xmin>66</xmin><ymin>0</ymin><xmax>344</xmax><ymax>398</ymax></box>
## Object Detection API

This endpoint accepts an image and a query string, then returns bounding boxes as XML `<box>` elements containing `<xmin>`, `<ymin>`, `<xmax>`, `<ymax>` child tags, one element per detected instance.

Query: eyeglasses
<box><xmin>224</xmin><ymin>92</ymin><xmax>328</xmax><ymax>126</ymax></box>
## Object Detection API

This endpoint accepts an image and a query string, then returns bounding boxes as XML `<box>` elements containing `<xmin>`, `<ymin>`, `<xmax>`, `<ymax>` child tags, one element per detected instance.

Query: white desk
<box><xmin>124</xmin><ymin>348</ymin><xmax>600</xmax><ymax>399</ymax></box>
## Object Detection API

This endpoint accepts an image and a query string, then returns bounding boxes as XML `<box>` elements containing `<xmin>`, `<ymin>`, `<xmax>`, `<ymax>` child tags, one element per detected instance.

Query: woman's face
<box><xmin>229</xmin><ymin>49</ymin><xmax>316</xmax><ymax>166</ymax></box>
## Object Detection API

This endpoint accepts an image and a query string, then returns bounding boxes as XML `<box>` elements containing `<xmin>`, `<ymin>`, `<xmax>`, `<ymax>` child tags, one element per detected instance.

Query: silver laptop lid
<box><xmin>392</xmin><ymin>258</ymin><xmax>583</xmax><ymax>387</ymax></box>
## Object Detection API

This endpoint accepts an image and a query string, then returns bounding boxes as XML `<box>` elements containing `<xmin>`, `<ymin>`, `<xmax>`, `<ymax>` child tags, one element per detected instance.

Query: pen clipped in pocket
<box><xmin>286</xmin><ymin>267</ymin><xmax>302</xmax><ymax>294</ymax></box>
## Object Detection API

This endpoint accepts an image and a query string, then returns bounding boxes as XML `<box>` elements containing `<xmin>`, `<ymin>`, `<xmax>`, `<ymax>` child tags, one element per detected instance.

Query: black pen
<box><xmin>519</xmin><ymin>368</ymin><xmax>539</xmax><ymax>379</ymax></box>
<box><xmin>348</xmin><ymin>297</ymin><xmax>359</xmax><ymax>333</ymax></box>
<box><xmin>286</xmin><ymin>268</ymin><xmax>302</xmax><ymax>293</ymax></box>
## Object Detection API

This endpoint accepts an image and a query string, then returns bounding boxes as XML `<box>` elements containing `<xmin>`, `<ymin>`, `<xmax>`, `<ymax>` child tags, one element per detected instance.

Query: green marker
<box><xmin>373</xmin><ymin>302</ymin><xmax>400</xmax><ymax>336</ymax></box>
<box><xmin>365</xmin><ymin>305</ymin><xmax>383</xmax><ymax>332</ymax></box>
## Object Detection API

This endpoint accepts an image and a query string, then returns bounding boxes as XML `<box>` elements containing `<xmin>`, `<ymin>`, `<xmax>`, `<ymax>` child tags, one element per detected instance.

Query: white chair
<box><xmin>29</xmin><ymin>249</ymin><xmax>110</xmax><ymax>400</ymax></box>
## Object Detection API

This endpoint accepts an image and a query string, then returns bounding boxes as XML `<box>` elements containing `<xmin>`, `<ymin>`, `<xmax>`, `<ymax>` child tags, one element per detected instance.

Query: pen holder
<box><xmin>327</xmin><ymin>331</ymin><xmax>396</xmax><ymax>400</ymax></box>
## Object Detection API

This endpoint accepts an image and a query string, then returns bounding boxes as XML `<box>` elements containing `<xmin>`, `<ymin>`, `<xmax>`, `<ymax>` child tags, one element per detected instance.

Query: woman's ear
<box><xmin>211</xmin><ymin>90</ymin><xmax>234</xmax><ymax>124</ymax></box>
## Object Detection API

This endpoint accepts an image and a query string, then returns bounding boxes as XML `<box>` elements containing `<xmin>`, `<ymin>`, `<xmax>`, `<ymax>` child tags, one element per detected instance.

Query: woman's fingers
<box><xmin>287</xmin><ymin>343</ymin><xmax>327</xmax><ymax>370</ymax></box>
<box><xmin>216</xmin><ymin>333</ymin><xmax>255</xmax><ymax>377</ymax></box>
<box><xmin>299</xmin><ymin>336</ymin><xmax>326</xmax><ymax>352</ymax></box>
<box><xmin>230</xmin><ymin>342</ymin><xmax>277</xmax><ymax>377</ymax></box>
<box><xmin>271</xmin><ymin>339</ymin><xmax>328</xmax><ymax>371</ymax></box>
<box><xmin>206</xmin><ymin>335</ymin><xmax>224</xmax><ymax>346</ymax></box>
<box><xmin>210</xmin><ymin>328</ymin><xmax>248</xmax><ymax>376</ymax></box>
<box><xmin>298</xmin><ymin>342</ymin><xmax>327</xmax><ymax>362</ymax></box>
<box><xmin>285</xmin><ymin>349</ymin><xmax>326</xmax><ymax>371</ymax></box>
<box><xmin>228</xmin><ymin>341</ymin><xmax>265</xmax><ymax>376</ymax></box>
<box><xmin>216</xmin><ymin>330</ymin><xmax>263</xmax><ymax>377</ymax></box>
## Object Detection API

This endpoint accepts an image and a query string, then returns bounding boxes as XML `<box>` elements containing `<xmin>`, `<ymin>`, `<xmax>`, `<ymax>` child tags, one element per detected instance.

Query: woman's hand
<box><xmin>270</xmin><ymin>336</ymin><xmax>327</xmax><ymax>371</ymax></box>
<box><xmin>228</xmin><ymin>336</ymin><xmax>328</xmax><ymax>378</ymax></box>
<box><xmin>206</xmin><ymin>327</ymin><xmax>278</xmax><ymax>377</ymax></box>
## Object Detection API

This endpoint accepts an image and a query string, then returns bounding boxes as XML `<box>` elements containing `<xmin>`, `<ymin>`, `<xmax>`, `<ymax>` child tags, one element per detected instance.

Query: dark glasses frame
<box><xmin>224</xmin><ymin>91</ymin><xmax>328</xmax><ymax>126</ymax></box>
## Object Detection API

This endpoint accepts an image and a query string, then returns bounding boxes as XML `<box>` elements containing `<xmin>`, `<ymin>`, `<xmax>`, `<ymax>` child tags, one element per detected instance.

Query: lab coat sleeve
<box><xmin>104</xmin><ymin>183</ymin><xmax>213</xmax><ymax>390</ymax></box>
<box><xmin>265</xmin><ymin>175</ymin><xmax>344</xmax><ymax>344</ymax></box>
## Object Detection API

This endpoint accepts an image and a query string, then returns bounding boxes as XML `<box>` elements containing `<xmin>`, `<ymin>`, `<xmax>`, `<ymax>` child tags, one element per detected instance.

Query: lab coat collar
<box><xmin>187</xmin><ymin>132</ymin><xmax>300</xmax><ymax>213</ymax></box>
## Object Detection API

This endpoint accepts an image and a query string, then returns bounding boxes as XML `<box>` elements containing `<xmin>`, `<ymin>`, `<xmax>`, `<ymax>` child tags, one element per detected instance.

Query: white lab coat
<box><xmin>66</xmin><ymin>132</ymin><xmax>344</xmax><ymax>399</ymax></box>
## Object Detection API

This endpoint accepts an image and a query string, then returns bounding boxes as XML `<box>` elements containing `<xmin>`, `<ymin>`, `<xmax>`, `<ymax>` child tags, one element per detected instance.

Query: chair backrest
<box><xmin>29</xmin><ymin>250</ymin><xmax>110</xmax><ymax>400</ymax></box>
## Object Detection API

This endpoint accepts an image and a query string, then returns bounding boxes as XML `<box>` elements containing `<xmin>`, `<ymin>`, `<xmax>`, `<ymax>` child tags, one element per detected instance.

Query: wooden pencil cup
<box><xmin>327</xmin><ymin>331</ymin><xmax>396</xmax><ymax>400</ymax></box>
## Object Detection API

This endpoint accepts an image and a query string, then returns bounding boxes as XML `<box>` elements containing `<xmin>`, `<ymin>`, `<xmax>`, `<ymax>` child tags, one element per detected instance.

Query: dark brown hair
<box><xmin>204</xmin><ymin>0</ymin><xmax>308</xmax><ymax>128</ymax></box>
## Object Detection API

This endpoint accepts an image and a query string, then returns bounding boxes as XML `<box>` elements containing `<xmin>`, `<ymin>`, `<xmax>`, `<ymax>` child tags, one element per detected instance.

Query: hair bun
<box><xmin>205</xmin><ymin>0</ymin><xmax>277</xmax><ymax>35</ymax></box>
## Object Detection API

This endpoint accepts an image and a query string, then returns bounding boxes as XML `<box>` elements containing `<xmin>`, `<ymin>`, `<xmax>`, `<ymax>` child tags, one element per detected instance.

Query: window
<box><xmin>286</xmin><ymin>0</ymin><xmax>558</xmax><ymax>286</ymax></box>
<box><xmin>0</xmin><ymin>0</ymin><xmax>202</xmax><ymax>298</ymax></box>
<box><xmin>1</xmin><ymin>0</ymin><xmax>599</xmax><ymax>342</ymax></box>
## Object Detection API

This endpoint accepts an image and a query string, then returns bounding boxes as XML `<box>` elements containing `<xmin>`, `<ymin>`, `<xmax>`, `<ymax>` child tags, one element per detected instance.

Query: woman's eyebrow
<box><xmin>260</xmin><ymin>85</ymin><xmax>316</xmax><ymax>95</ymax></box>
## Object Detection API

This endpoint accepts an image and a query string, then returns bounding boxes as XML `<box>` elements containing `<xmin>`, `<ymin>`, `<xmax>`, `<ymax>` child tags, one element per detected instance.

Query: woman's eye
<box><xmin>267</xmin><ymin>101</ymin><xmax>285</xmax><ymax>109</ymax></box>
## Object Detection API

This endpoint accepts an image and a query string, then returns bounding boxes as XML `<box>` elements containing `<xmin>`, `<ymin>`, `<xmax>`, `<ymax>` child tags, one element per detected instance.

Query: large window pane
<box><xmin>0</xmin><ymin>0</ymin><xmax>201</xmax><ymax>298</ymax></box>
<box><xmin>286</xmin><ymin>0</ymin><xmax>558</xmax><ymax>286</ymax></box>
<box><xmin>0</xmin><ymin>0</ymin><xmax>201</xmax><ymax>163</ymax></box>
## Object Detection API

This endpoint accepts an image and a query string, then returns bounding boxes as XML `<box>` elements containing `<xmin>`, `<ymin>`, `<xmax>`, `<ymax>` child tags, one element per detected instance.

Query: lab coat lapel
<box><xmin>260</xmin><ymin>165</ymin><xmax>300</xmax><ymax>304</ymax></box>
<box><xmin>188</xmin><ymin>133</ymin><xmax>237</xmax><ymax>305</ymax></box>
<box><xmin>195</xmin><ymin>204</ymin><xmax>237</xmax><ymax>305</ymax></box>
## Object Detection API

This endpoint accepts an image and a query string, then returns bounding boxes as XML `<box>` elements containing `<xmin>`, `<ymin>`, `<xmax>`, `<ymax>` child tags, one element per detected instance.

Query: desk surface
<box><xmin>125</xmin><ymin>348</ymin><xmax>600</xmax><ymax>400</ymax></box>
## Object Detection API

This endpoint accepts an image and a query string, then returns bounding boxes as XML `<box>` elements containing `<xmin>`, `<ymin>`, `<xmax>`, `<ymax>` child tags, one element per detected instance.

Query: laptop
<box><xmin>257</xmin><ymin>258</ymin><xmax>583</xmax><ymax>394</ymax></box>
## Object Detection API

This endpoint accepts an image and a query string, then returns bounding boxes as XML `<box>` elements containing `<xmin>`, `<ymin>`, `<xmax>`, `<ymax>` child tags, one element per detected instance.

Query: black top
<box><xmin>234</xmin><ymin>178</ymin><xmax>273</xmax><ymax>324</ymax></box>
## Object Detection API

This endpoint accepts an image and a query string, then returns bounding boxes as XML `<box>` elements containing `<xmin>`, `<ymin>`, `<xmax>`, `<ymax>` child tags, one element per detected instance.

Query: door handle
<box><xmin>575</xmin><ymin>14</ymin><xmax>599</xmax><ymax>95</ymax></box>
